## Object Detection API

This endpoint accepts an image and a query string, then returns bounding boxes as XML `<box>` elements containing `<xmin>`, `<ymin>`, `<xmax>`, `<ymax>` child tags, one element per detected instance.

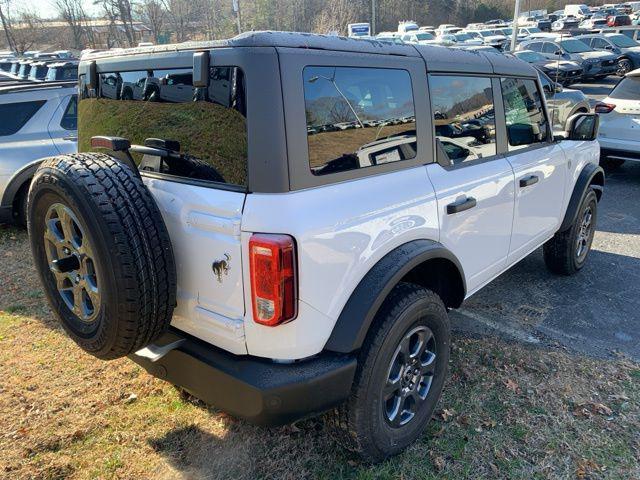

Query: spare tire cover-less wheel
<box><xmin>28</xmin><ymin>153</ymin><xmax>177</xmax><ymax>360</ymax></box>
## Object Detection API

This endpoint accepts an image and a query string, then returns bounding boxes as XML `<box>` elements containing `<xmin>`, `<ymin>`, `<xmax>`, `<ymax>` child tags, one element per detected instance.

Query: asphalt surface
<box><xmin>452</xmin><ymin>151</ymin><xmax>640</xmax><ymax>361</ymax></box>
<box><xmin>570</xmin><ymin>76</ymin><xmax>619</xmax><ymax>105</ymax></box>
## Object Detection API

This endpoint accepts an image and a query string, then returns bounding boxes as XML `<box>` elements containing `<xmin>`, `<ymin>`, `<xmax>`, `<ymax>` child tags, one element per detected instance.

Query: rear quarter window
<box><xmin>79</xmin><ymin>66</ymin><xmax>248</xmax><ymax>188</ymax></box>
<box><xmin>303</xmin><ymin>66</ymin><xmax>416</xmax><ymax>176</ymax></box>
<box><xmin>0</xmin><ymin>100</ymin><xmax>46</xmax><ymax>136</ymax></box>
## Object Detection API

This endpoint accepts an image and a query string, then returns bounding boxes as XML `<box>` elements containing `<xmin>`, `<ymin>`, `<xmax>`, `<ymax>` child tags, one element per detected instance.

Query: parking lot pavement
<box><xmin>571</xmin><ymin>76</ymin><xmax>619</xmax><ymax>106</ymax></box>
<box><xmin>451</xmin><ymin>161</ymin><xmax>640</xmax><ymax>361</ymax></box>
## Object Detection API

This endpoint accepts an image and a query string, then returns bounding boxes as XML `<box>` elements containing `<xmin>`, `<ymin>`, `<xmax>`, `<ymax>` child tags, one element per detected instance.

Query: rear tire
<box><xmin>543</xmin><ymin>189</ymin><xmax>598</xmax><ymax>276</ymax></box>
<box><xmin>327</xmin><ymin>283</ymin><xmax>450</xmax><ymax>463</ymax></box>
<box><xmin>28</xmin><ymin>153</ymin><xmax>177</xmax><ymax>360</ymax></box>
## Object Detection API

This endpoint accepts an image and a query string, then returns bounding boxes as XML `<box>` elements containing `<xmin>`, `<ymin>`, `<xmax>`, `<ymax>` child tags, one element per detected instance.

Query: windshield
<box><xmin>610</xmin><ymin>76</ymin><xmax>640</xmax><ymax>99</ymax></box>
<box><xmin>502</xmin><ymin>28</ymin><xmax>513</xmax><ymax>35</ymax></box>
<box><xmin>610</xmin><ymin>34</ymin><xmax>638</xmax><ymax>47</ymax></box>
<box><xmin>415</xmin><ymin>32</ymin><xmax>435</xmax><ymax>40</ymax></box>
<box><xmin>559</xmin><ymin>39</ymin><xmax>591</xmax><ymax>53</ymax></box>
<box><xmin>454</xmin><ymin>33</ymin><xmax>471</xmax><ymax>41</ymax></box>
<box><xmin>516</xmin><ymin>51</ymin><xmax>546</xmax><ymax>62</ymax></box>
<box><xmin>526</xmin><ymin>27</ymin><xmax>542</xmax><ymax>33</ymax></box>
<box><xmin>478</xmin><ymin>31</ymin><xmax>496</xmax><ymax>37</ymax></box>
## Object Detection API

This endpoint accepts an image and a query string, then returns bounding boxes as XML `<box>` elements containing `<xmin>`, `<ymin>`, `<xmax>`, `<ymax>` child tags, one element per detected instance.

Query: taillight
<box><xmin>249</xmin><ymin>234</ymin><xmax>297</xmax><ymax>326</ymax></box>
<box><xmin>594</xmin><ymin>102</ymin><xmax>616</xmax><ymax>114</ymax></box>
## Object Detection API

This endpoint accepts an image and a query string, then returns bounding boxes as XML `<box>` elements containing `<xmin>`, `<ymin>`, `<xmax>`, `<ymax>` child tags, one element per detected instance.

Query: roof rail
<box><xmin>0</xmin><ymin>80</ymin><xmax>76</xmax><ymax>95</ymax></box>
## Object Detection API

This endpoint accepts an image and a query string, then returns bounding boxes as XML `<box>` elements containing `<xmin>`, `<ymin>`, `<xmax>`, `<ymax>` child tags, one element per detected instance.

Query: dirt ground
<box><xmin>1</xmin><ymin>226</ymin><xmax>638</xmax><ymax>480</ymax></box>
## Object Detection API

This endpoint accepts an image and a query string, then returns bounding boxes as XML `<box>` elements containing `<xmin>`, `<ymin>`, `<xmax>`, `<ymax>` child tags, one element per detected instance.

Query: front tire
<box><xmin>328</xmin><ymin>283</ymin><xmax>450</xmax><ymax>463</ymax></box>
<box><xmin>617</xmin><ymin>58</ymin><xmax>633</xmax><ymax>77</ymax></box>
<box><xmin>543</xmin><ymin>189</ymin><xmax>598</xmax><ymax>275</ymax></box>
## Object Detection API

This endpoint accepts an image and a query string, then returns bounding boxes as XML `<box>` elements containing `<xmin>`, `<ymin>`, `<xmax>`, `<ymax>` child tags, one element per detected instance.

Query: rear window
<box><xmin>610</xmin><ymin>76</ymin><xmax>640</xmax><ymax>99</ymax></box>
<box><xmin>79</xmin><ymin>66</ymin><xmax>247</xmax><ymax>188</ymax></box>
<box><xmin>0</xmin><ymin>100</ymin><xmax>46</xmax><ymax>136</ymax></box>
<box><xmin>303</xmin><ymin>66</ymin><xmax>416</xmax><ymax>176</ymax></box>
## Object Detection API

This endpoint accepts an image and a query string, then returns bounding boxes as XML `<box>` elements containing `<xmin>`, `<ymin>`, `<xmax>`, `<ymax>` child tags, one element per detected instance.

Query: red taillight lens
<box><xmin>594</xmin><ymin>102</ymin><xmax>616</xmax><ymax>114</ymax></box>
<box><xmin>249</xmin><ymin>234</ymin><xmax>297</xmax><ymax>326</ymax></box>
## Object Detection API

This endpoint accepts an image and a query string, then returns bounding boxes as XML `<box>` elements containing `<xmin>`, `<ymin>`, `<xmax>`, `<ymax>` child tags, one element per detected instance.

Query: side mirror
<box><xmin>554</xmin><ymin>82</ymin><xmax>563</xmax><ymax>93</ymax></box>
<box><xmin>565</xmin><ymin>113</ymin><xmax>599</xmax><ymax>141</ymax></box>
<box><xmin>193</xmin><ymin>51</ymin><xmax>210</xmax><ymax>88</ymax></box>
<box><xmin>554</xmin><ymin>50</ymin><xmax>563</xmax><ymax>55</ymax></box>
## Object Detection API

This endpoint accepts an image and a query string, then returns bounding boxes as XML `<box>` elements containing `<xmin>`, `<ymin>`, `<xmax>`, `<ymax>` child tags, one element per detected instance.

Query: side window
<box><xmin>60</xmin><ymin>95</ymin><xmax>77</xmax><ymax>131</ymax></box>
<box><xmin>303</xmin><ymin>66</ymin><xmax>416</xmax><ymax>176</ymax></box>
<box><xmin>541</xmin><ymin>42</ymin><xmax>557</xmax><ymax>54</ymax></box>
<box><xmin>500</xmin><ymin>77</ymin><xmax>550</xmax><ymax>150</ymax></box>
<box><xmin>528</xmin><ymin>42</ymin><xmax>541</xmax><ymax>52</ymax></box>
<box><xmin>428</xmin><ymin>75</ymin><xmax>496</xmax><ymax>166</ymax></box>
<box><xmin>592</xmin><ymin>38</ymin><xmax>609</xmax><ymax>49</ymax></box>
<box><xmin>0</xmin><ymin>100</ymin><xmax>46</xmax><ymax>136</ymax></box>
<box><xmin>83</xmin><ymin>66</ymin><xmax>248</xmax><ymax>187</ymax></box>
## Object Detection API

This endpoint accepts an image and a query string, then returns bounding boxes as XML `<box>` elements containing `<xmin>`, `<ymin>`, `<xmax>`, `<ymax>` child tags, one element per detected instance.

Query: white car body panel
<box><xmin>426</xmin><ymin>159</ymin><xmax>515</xmax><ymax>295</ymax></box>
<box><xmin>598</xmin><ymin>94</ymin><xmax>640</xmax><ymax>158</ymax></box>
<box><xmin>241</xmin><ymin>166</ymin><xmax>439</xmax><ymax>359</ymax></box>
<box><xmin>506</xmin><ymin>143</ymin><xmax>567</xmax><ymax>262</ymax></box>
<box><xmin>143</xmin><ymin>177</ymin><xmax>248</xmax><ymax>354</ymax></box>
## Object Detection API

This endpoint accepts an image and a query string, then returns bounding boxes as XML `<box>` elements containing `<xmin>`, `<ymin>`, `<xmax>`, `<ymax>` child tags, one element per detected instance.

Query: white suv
<box><xmin>27</xmin><ymin>33</ymin><xmax>603</xmax><ymax>463</ymax></box>
<box><xmin>0</xmin><ymin>82</ymin><xmax>77</xmax><ymax>225</ymax></box>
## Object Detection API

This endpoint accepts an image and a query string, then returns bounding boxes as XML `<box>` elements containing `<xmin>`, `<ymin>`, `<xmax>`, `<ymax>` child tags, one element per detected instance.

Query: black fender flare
<box><xmin>1</xmin><ymin>160</ymin><xmax>42</xmax><ymax>208</ymax></box>
<box><xmin>324</xmin><ymin>240</ymin><xmax>466</xmax><ymax>354</ymax></box>
<box><xmin>559</xmin><ymin>163</ymin><xmax>604</xmax><ymax>232</ymax></box>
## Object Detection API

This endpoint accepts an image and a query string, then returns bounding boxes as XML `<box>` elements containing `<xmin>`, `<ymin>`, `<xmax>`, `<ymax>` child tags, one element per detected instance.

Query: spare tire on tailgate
<box><xmin>28</xmin><ymin>153</ymin><xmax>177</xmax><ymax>360</ymax></box>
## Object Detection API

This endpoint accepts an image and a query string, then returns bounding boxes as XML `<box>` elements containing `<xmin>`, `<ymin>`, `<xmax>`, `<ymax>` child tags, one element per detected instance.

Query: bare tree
<box><xmin>0</xmin><ymin>0</ymin><xmax>17</xmax><ymax>52</ymax></box>
<box><xmin>98</xmin><ymin>0</ymin><xmax>137</xmax><ymax>47</ymax></box>
<box><xmin>54</xmin><ymin>0</ymin><xmax>92</xmax><ymax>49</ymax></box>
<box><xmin>138</xmin><ymin>0</ymin><xmax>164</xmax><ymax>43</ymax></box>
<box><xmin>161</xmin><ymin>0</ymin><xmax>194</xmax><ymax>42</ymax></box>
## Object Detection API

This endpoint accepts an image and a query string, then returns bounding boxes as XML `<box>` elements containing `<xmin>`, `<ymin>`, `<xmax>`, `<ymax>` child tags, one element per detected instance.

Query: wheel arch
<box><xmin>559</xmin><ymin>163</ymin><xmax>604</xmax><ymax>232</ymax></box>
<box><xmin>1</xmin><ymin>160</ymin><xmax>43</xmax><ymax>210</ymax></box>
<box><xmin>324</xmin><ymin>240</ymin><xmax>466</xmax><ymax>354</ymax></box>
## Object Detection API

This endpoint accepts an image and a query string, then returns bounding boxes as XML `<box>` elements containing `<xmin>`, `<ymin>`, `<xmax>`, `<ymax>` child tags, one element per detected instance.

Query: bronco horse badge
<box><xmin>212</xmin><ymin>254</ymin><xmax>231</xmax><ymax>282</ymax></box>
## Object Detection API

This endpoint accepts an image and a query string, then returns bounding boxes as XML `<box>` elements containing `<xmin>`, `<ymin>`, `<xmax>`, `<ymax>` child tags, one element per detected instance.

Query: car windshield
<box><xmin>610</xmin><ymin>34</ymin><xmax>638</xmax><ymax>47</ymax></box>
<box><xmin>516</xmin><ymin>51</ymin><xmax>546</xmax><ymax>62</ymax></box>
<box><xmin>454</xmin><ymin>33</ymin><xmax>471</xmax><ymax>41</ymax></box>
<box><xmin>502</xmin><ymin>28</ymin><xmax>513</xmax><ymax>35</ymax></box>
<box><xmin>415</xmin><ymin>32</ymin><xmax>435</xmax><ymax>40</ymax></box>
<box><xmin>527</xmin><ymin>27</ymin><xmax>542</xmax><ymax>33</ymax></box>
<box><xmin>610</xmin><ymin>76</ymin><xmax>640</xmax><ymax>99</ymax></box>
<box><xmin>559</xmin><ymin>39</ymin><xmax>591</xmax><ymax>53</ymax></box>
<box><xmin>478</xmin><ymin>30</ymin><xmax>496</xmax><ymax>37</ymax></box>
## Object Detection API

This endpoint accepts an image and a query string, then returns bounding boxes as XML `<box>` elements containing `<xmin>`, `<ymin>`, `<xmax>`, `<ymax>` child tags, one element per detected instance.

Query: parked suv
<box><xmin>578</xmin><ymin>33</ymin><xmax>640</xmax><ymax>75</ymax></box>
<box><xmin>518</xmin><ymin>37</ymin><xmax>618</xmax><ymax>79</ymax></box>
<box><xmin>27</xmin><ymin>32</ymin><xmax>603</xmax><ymax>463</ymax></box>
<box><xmin>0</xmin><ymin>82</ymin><xmax>77</xmax><ymax>225</ymax></box>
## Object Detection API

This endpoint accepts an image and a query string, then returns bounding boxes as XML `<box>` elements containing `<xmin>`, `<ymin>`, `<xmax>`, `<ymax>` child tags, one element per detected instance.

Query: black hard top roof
<box><xmin>82</xmin><ymin>30</ymin><xmax>536</xmax><ymax>77</ymax></box>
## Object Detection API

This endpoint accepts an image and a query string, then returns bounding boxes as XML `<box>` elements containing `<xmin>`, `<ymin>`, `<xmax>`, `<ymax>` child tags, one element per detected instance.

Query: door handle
<box><xmin>63</xmin><ymin>136</ymin><xmax>77</xmax><ymax>141</ymax></box>
<box><xmin>446</xmin><ymin>197</ymin><xmax>477</xmax><ymax>215</ymax></box>
<box><xmin>519</xmin><ymin>175</ymin><xmax>539</xmax><ymax>188</ymax></box>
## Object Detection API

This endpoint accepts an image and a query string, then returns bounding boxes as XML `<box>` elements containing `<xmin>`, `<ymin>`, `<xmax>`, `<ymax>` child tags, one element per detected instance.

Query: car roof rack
<box><xmin>0</xmin><ymin>80</ymin><xmax>76</xmax><ymax>95</ymax></box>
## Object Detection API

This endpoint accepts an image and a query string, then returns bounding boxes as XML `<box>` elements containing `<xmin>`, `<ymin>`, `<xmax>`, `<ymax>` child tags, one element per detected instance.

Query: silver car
<box><xmin>518</xmin><ymin>37</ymin><xmax>619</xmax><ymax>79</ymax></box>
<box><xmin>0</xmin><ymin>82</ymin><xmax>77</xmax><ymax>225</ymax></box>
<box><xmin>536</xmin><ymin>67</ymin><xmax>591</xmax><ymax>130</ymax></box>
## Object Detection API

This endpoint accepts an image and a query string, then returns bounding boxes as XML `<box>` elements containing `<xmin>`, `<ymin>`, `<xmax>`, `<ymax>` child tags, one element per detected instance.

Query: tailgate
<box><xmin>601</xmin><ymin>99</ymin><xmax>640</xmax><ymax>142</ymax></box>
<box><xmin>144</xmin><ymin>177</ymin><xmax>248</xmax><ymax>354</ymax></box>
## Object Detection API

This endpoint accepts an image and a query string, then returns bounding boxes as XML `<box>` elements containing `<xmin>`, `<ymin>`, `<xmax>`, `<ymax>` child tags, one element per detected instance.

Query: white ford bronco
<box><xmin>27</xmin><ymin>32</ymin><xmax>604</xmax><ymax>462</ymax></box>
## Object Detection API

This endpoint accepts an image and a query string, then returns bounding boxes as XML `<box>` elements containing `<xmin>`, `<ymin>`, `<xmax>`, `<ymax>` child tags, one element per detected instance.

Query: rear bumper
<box><xmin>130</xmin><ymin>329</ymin><xmax>357</xmax><ymax>426</ymax></box>
<box><xmin>599</xmin><ymin>136</ymin><xmax>640</xmax><ymax>161</ymax></box>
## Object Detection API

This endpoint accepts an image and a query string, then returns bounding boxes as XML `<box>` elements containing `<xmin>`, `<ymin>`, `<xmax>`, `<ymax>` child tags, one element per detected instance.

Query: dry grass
<box><xmin>1</xmin><ymin>225</ymin><xmax>639</xmax><ymax>480</ymax></box>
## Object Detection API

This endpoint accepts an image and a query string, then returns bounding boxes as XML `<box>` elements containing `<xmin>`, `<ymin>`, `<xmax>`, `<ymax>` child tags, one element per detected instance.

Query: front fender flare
<box><xmin>1</xmin><ymin>160</ymin><xmax>43</xmax><ymax>208</ymax></box>
<box><xmin>559</xmin><ymin>163</ymin><xmax>604</xmax><ymax>232</ymax></box>
<box><xmin>323</xmin><ymin>240</ymin><xmax>465</xmax><ymax>354</ymax></box>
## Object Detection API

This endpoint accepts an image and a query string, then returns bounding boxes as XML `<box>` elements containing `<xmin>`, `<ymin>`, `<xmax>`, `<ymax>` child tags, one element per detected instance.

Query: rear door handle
<box><xmin>446</xmin><ymin>197</ymin><xmax>477</xmax><ymax>215</ymax></box>
<box><xmin>519</xmin><ymin>175</ymin><xmax>539</xmax><ymax>188</ymax></box>
<box><xmin>63</xmin><ymin>135</ymin><xmax>77</xmax><ymax>141</ymax></box>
